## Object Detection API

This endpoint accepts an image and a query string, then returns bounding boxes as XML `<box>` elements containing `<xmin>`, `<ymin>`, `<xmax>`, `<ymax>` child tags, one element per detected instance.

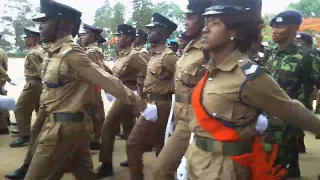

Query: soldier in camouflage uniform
<box><xmin>264</xmin><ymin>10</ymin><xmax>315</xmax><ymax>178</ymax></box>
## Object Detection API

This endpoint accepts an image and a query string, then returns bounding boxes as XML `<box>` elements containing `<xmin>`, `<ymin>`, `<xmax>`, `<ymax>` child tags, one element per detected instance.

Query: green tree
<box><xmin>110</xmin><ymin>2</ymin><xmax>125</xmax><ymax>33</ymax></box>
<box><xmin>287</xmin><ymin>0</ymin><xmax>320</xmax><ymax>18</ymax></box>
<box><xmin>152</xmin><ymin>2</ymin><xmax>185</xmax><ymax>38</ymax></box>
<box><xmin>132</xmin><ymin>0</ymin><xmax>153</xmax><ymax>30</ymax></box>
<box><xmin>93</xmin><ymin>0</ymin><xmax>113</xmax><ymax>29</ymax></box>
<box><xmin>1</xmin><ymin>0</ymin><xmax>37</xmax><ymax>52</ymax></box>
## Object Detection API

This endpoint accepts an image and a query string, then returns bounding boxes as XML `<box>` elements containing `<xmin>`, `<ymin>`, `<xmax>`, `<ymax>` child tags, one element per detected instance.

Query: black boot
<box><xmin>5</xmin><ymin>163</ymin><xmax>29</xmax><ymax>180</ymax></box>
<box><xmin>286</xmin><ymin>167</ymin><xmax>301</xmax><ymax>178</ymax></box>
<box><xmin>120</xmin><ymin>160</ymin><xmax>129</xmax><ymax>167</ymax></box>
<box><xmin>90</xmin><ymin>142</ymin><xmax>100</xmax><ymax>150</ymax></box>
<box><xmin>297</xmin><ymin>138</ymin><xmax>306</xmax><ymax>153</ymax></box>
<box><xmin>10</xmin><ymin>136</ymin><xmax>30</xmax><ymax>148</ymax></box>
<box><xmin>96</xmin><ymin>162</ymin><xmax>113</xmax><ymax>179</ymax></box>
<box><xmin>7</xmin><ymin>117</ymin><xmax>11</xmax><ymax>126</ymax></box>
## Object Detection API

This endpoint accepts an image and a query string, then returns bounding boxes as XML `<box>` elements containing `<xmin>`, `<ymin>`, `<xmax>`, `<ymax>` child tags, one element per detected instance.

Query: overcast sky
<box><xmin>0</xmin><ymin>0</ymin><xmax>300</xmax><ymax>25</ymax></box>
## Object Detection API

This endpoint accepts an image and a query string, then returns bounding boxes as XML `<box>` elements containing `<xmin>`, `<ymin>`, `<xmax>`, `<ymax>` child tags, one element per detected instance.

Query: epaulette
<box><xmin>60</xmin><ymin>43</ymin><xmax>83</xmax><ymax>59</ymax></box>
<box><xmin>239</xmin><ymin>59</ymin><xmax>268</xmax><ymax>111</ymax></box>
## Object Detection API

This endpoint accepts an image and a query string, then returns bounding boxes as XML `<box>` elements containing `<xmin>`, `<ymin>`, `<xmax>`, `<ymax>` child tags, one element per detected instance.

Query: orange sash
<box><xmin>191</xmin><ymin>71</ymin><xmax>286</xmax><ymax>180</ymax></box>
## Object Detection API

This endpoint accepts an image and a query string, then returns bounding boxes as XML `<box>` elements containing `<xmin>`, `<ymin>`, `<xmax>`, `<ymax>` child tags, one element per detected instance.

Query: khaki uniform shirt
<box><xmin>143</xmin><ymin>44</ymin><xmax>178</xmax><ymax>95</ymax></box>
<box><xmin>40</xmin><ymin>35</ymin><xmax>142</xmax><ymax>113</ymax></box>
<box><xmin>174</xmin><ymin>37</ymin><xmax>204</xmax><ymax>123</ymax></box>
<box><xmin>135</xmin><ymin>45</ymin><xmax>149</xmax><ymax>62</ymax></box>
<box><xmin>135</xmin><ymin>45</ymin><xmax>149</xmax><ymax>93</ymax></box>
<box><xmin>0</xmin><ymin>48</ymin><xmax>10</xmax><ymax>83</ymax></box>
<box><xmin>112</xmin><ymin>46</ymin><xmax>147</xmax><ymax>90</ymax></box>
<box><xmin>190</xmin><ymin>49</ymin><xmax>320</xmax><ymax>140</ymax></box>
<box><xmin>25</xmin><ymin>45</ymin><xmax>44</xmax><ymax>78</ymax></box>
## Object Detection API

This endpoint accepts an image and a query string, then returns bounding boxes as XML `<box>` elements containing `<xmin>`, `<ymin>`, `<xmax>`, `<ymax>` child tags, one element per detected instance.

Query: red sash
<box><xmin>191</xmin><ymin>71</ymin><xmax>286</xmax><ymax>180</ymax></box>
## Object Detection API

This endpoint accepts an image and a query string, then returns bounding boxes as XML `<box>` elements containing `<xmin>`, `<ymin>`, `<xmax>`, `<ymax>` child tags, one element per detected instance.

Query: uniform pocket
<box><xmin>39</xmin><ymin>120</ymin><xmax>61</xmax><ymax>146</ymax></box>
<box><xmin>22</xmin><ymin>82</ymin><xmax>32</xmax><ymax>91</ymax></box>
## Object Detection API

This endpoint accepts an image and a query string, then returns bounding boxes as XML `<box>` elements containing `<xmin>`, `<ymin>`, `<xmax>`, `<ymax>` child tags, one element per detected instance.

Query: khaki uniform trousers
<box><xmin>127</xmin><ymin>100</ymin><xmax>171</xmax><ymax>180</ymax></box>
<box><xmin>99</xmin><ymin>99</ymin><xmax>135</xmax><ymax>163</ymax></box>
<box><xmin>25</xmin><ymin>113</ymin><xmax>95</xmax><ymax>180</ymax></box>
<box><xmin>153</xmin><ymin>121</ymin><xmax>191</xmax><ymax>180</ymax></box>
<box><xmin>15</xmin><ymin>80</ymin><xmax>42</xmax><ymax>136</ymax></box>
<box><xmin>91</xmin><ymin>96</ymin><xmax>105</xmax><ymax>142</ymax></box>
<box><xmin>24</xmin><ymin>107</ymin><xmax>47</xmax><ymax>164</ymax></box>
<box><xmin>0</xmin><ymin>81</ymin><xmax>8</xmax><ymax>129</ymax></box>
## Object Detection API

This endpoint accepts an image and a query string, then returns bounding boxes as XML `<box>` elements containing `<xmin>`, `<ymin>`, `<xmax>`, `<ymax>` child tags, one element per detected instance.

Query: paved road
<box><xmin>0</xmin><ymin>58</ymin><xmax>320</xmax><ymax>180</ymax></box>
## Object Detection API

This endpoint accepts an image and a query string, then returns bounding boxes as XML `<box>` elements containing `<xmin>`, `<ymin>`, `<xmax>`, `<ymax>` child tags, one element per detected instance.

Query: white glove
<box><xmin>177</xmin><ymin>156</ymin><xmax>188</xmax><ymax>180</ymax></box>
<box><xmin>141</xmin><ymin>103</ymin><xmax>158</xmax><ymax>122</ymax></box>
<box><xmin>0</xmin><ymin>95</ymin><xmax>16</xmax><ymax>110</ymax></box>
<box><xmin>105</xmin><ymin>93</ymin><xmax>116</xmax><ymax>102</ymax></box>
<box><xmin>133</xmin><ymin>90</ymin><xmax>139</xmax><ymax>96</ymax></box>
<box><xmin>9</xmin><ymin>80</ymin><xmax>17</xmax><ymax>86</ymax></box>
<box><xmin>256</xmin><ymin>114</ymin><xmax>268</xmax><ymax>134</ymax></box>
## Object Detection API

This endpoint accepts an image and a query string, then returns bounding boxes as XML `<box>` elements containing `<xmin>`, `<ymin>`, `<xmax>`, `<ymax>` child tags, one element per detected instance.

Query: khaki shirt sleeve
<box><xmin>66</xmin><ymin>50</ymin><xmax>147</xmax><ymax>111</ymax></box>
<box><xmin>88</xmin><ymin>51</ymin><xmax>103</xmax><ymax>66</ymax></box>
<box><xmin>103</xmin><ymin>63</ymin><xmax>113</xmax><ymax>75</ymax></box>
<box><xmin>140</xmin><ymin>51</ymin><xmax>149</xmax><ymax>62</ymax></box>
<box><xmin>0</xmin><ymin>51</ymin><xmax>10</xmax><ymax>81</ymax></box>
<box><xmin>241</xmin><ymin>72</ymin><xmax>320</xmax><ymax>135</ymax></box>
<box><xmin>26</xmin><ymin>53</ymin><xmax>43</xmax><ymax>76</ymax></box>
<box><xmin>163</xmin><ymin>53</ymin><xmax>178</xmax><ymax>74</ymax></box>
<box><xmin>131</xmin><ymin>53</ymin><xmax>148</xmax><ymax>76</ymax></box>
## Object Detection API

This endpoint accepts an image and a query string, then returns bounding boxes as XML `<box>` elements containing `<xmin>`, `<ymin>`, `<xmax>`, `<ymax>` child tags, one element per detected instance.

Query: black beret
<box><xmin>115</xmin><ymin>24</ymin><xmax>136</xmax><ymax>38</ymax></box>
<box><xmin>146</xmin><ymin>13</ymin><xmax>177</xmax><ymax>34</ymax></box>
<box><xmin>203</xmin><ymin>0</ymin><xmax>262</xmax><ymax>17</ymax></box>
<box><xmin>23</xmin><ymin>27</ymin><xmax>40</xmax><ymax>38</ymax></box>
<box><xmin>136</xmin><ymin>29</ymin><xmax>148</xmax><ymax>39</ymax></box>
<box><xmin>296</xmin><ymin>32</ymin><xmax>313</xmax><ymax>45</ymax></box>
<box><xmin>83</xmin><ymin>23</ymin><xmax>103</xmax><ymax>34</ymax></box>
<box><xmin>270</xmin><ymin>10</ymin><xmax>303</xmax><ymax>27</ymax></box>
<box><xmin>33</xmin><ymin>0</ymin><xmax>82</xmax><ymax>22</ymax></box>
<box><xmin>169</xmin><ymin>41</ymin><xmax>179</xmax><ymax>46</ymax></box>
<box><xmin>186</xmin><ymin>0</ymin><xmax>212</xmax><ymax>14</ymax></box>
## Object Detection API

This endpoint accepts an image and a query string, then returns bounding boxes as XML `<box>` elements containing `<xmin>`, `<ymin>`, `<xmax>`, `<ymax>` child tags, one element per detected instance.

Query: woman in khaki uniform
<box><xmin>186</xmin><ymin>0</ymin><xmax>320</xmax><ymax>179</ymax></box>
<box><xmin>152</xmin><ymin>1</ymin><xmax>211</xmax><ymax>179</ymax></box>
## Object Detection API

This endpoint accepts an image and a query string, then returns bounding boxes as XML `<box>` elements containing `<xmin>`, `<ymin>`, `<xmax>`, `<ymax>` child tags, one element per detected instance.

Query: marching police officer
<box><xmin>81</xmin><ymin>23</ymin><xmax>108</xmax><ymax>150</ymax></box>
<box><xmin>127</xmin><ymin>13</ymin><xmax>178</xmax><ymax>180</ymax></box>
<box><xmin>23</xmin><ymin>0</ymin><xmax>155</xmax><ymax>179</ymax></box>
<box><xmin>0</xmin><ymin>34</ymin><xmax>14</xmax><ymax>135</ymax></box>
<box><xmin>96</xmin><ymin>24</ymin><xmax>148</xmax><ymax>178</ymax></box>
<box><xmin>152</xmin><ymin>1</ymin><xmax>211</xmax><ymax>179</ymax></box>
<box><xmin>10</xmin><ymin>27</ymin><xmax>44</xmax><ymax>148</ymax></box>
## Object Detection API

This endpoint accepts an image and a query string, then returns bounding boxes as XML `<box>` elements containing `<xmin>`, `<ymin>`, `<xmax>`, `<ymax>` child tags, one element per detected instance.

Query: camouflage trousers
<box><xmin>264</xmin><ymin>126</ymin><xmax>301</xmax><ymax>177</ymax></box>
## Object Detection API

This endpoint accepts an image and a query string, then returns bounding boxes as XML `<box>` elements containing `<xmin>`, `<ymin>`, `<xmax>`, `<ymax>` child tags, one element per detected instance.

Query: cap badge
<box><xmin>276</xmin><ymin>17</ymin><xmax>283</xmax><ymax>22</ymax></box>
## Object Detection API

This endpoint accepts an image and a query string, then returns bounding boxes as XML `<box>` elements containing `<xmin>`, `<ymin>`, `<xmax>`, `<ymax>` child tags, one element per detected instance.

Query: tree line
<box><xmin>0</xmin><ymin>0</ymin><xmax>319</xmax><ymax>55</ymax></box>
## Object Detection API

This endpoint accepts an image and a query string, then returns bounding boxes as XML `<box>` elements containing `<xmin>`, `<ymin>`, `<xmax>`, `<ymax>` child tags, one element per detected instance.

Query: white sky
<box><xmin>1</xmin><ymin>0</ymin><xmax>300</xmax><ymax>25</ymax></box>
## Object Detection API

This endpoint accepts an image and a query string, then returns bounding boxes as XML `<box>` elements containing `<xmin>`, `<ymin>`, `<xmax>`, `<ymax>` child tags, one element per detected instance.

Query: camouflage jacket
<box><xmin>311</xmin><ymin>49</ymin><xmax>320</xmax><ymax>89</ymax></box>
<box><xmin>265</xmin><ymin>44</ymin><xmax>314</xmax><ymax>110</ymax></box>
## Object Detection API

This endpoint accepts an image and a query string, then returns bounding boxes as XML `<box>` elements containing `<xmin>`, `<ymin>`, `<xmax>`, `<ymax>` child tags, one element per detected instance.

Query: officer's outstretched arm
<box><xmin>241</xmin><ymin>72</ymin><xmax>320</xmax><ymax>136</ymax></box>
<box><xmin>66</xmin><ymin>50</ymin><xmax>147</xmax><ymax>112</ymax></box>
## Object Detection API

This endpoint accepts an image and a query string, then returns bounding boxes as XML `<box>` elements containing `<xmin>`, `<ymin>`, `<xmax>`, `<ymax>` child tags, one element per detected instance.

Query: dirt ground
<box><xmin>0</xmin><ymin>59</ymin><xmax>320</xmax><ymax>180</ymax></box>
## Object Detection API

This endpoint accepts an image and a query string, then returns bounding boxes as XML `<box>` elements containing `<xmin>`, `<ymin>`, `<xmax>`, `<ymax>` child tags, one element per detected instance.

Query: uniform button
<box><xmin>42</xmin><ymin>81</ymin><xmax>45</xmax><ymax>84</ymax></box>
<box><xmin>42</xmin><ymin>90</ymin><xmax>46</xmax><ymax>93</ymax></box>
<box><xmin>184</xmin><ymin>71</ymin><xmax>187</xmax><ymax>73</ymax></box>
<box><xmin>208</xmin><ymin>78</ymin><xmax>213</xmax><ymax>81</ymax></box>
<box><xmin>185</xmin><ymin>53</ymin><xmax>188</xmax><ymax>55</ymax></box>
<box><xmin>238</xmin><ymin>60</ymin><xmax>244</xmax><ymax>63</ymax></box>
